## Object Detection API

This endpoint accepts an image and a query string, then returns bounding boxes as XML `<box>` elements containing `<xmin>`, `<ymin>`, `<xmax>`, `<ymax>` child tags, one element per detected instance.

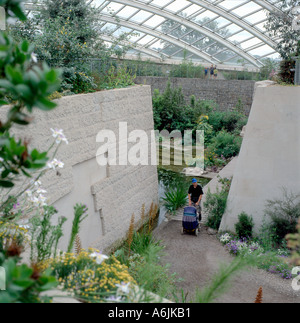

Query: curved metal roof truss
<box><xmin>25</xmin><ymin>0</ymin><xmax>285</xmax><ymax>68</ymax></box>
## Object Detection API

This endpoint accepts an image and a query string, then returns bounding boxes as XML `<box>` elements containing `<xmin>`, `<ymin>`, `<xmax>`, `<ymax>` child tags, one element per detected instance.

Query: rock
<box><xmin>182</xmin><ymin>167</ymin><xmax>204</xmax><ymax>176</ymax></box>
<box><xmin>240</xmin><ymin>126</ymin><xmax>246</xmax><ymax>137</ymax></box>
<box><xmin>207</xmin><ymin>228</ymin><xmax>218</xmax><ymax>235</ymax></box>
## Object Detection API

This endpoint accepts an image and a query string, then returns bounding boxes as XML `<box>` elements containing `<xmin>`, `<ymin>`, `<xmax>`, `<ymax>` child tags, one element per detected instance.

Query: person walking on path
<box><xmin>188</xmin><ymin>178</ymin><xmax>204</xmax><ymax>221</ymax></box>
<box><xmin>210</xmin><ymin>64</ymin><xmax>214</xmax><ymax>79</ymax></box>
<box><xmin>214</xmin><ymin>65</ymin><xmax>218</xmax><ymax>79</ymax></box>
<box><xmin>204</xmin><ymin>67</ymin><xmax>208</xmax><ymax>79</ymax></box>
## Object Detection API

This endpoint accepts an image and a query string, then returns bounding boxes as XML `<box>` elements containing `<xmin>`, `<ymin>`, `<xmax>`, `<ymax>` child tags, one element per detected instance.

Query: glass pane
<box><xmin>144</xmin><ymin>15</ymin><xmax>166</xmax><ymax>28</ymax></box>
<box><xmin>130</xmin><ymin>10</ymin><xmax>153</xmax><ymax>23</ymax></box>
<box><xmin>165</xmin><ymin>0</ymin><xmax>192</xmax><ymax>13</ymax></box>
<box><xmin>117</xmin><ymin>7</ymin><xmax>139</xmax><ymax>19</ymax></box>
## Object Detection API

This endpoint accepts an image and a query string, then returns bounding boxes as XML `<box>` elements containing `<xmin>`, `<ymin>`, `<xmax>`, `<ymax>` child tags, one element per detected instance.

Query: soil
<box><xmin>153</xmin><ymin>220</ymin><xmax>300</xmax><ymax>303</ymax></box>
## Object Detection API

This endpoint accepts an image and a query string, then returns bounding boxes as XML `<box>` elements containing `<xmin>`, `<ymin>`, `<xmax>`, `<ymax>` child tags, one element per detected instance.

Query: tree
<box><xmin>8</xmin><ymin>0</ymin><xmax>133</xmax><ymax>92</ymax></box>
<box><xmin>265</xmin><ymin>0</ymin><xmax>300</xmax><ymax>59</ymax></box>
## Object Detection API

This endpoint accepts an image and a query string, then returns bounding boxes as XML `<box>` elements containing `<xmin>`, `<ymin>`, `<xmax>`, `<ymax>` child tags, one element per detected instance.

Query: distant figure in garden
<box><xmin>214</xmin><ymin>65</ymin><xmax>218</xmax><ymax>79</ymax></box>
<box><xmin>210</xmin><ymin>64</ymin><xmax>214</xmax><ymax>79</ymax></box>
<box><xmin>188</xmin><ymin>178</ymin><xmax>204</xmax><ymax>220</ymax></box>
<box><xmin>204</xmin><ymin>67</ymin><xmax>208</xmax><ymax>78</ymax></box>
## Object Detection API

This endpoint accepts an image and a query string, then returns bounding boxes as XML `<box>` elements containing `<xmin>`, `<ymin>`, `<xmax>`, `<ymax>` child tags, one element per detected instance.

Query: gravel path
<box><xmin>153</xmin><ymin>220</ymin><xmax>300</xmax><ymax>303</ymax></box>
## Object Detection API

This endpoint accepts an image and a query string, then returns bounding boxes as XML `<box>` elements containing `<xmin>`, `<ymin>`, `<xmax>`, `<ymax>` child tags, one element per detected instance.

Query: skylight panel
<box><xmin>150</xmin><ymin>0</ymin><xmax>175</xmax><ymax>8</ymax></box>
<box><xmin>144</xmin><ymin>15</ymin><xmax>166</xmax><ymax>28</ymax></box>
<box><xmin>240</xmin><ymin>37</ymin><xmax>262</xmax><ymax>49</ymax></box>
<box><xmin>244</xmin><ymin>10</ymin><xmax>267</xmax><ymax>24</ymax></box>
<box><xmin>117</xmin><ymin>6</ymin><xmax>139</xmax><ymax>19</ymax></box>
<box><xmin>247</xmin><ymin>44</ymin><xmax>274</xmax><ymax>57</ymax></box>
<box><xmin>231</xmin><ymin>2</ymin><xmax>262</xmax><ymax>17</ymax></box>
<box><xmin>218</xmin><ymin>0</ymin><xmax>243</xmax><ymax>11</ymax></box>
<box><xmin>91</xmin><ymin>0</ymin><xmax>107</xmax><ymax>9</ymax></box>
<box><xmin>130</xmin><ymin>10</ymin><xmax>153</xmax><ymax>23</ymax></box>
<box><xmin>136</xmin><ymin>34</ymin><xmax>156</xmax><ymax>45</ymax></box>
<box><xmin>105</xmin><ymin>3</ymin><xmax>124</xmax><ymax>14</ymax></box>
<box><xmin>181</xmin><ymin>4</ymin><xmax>203</xmax><ymax>17</ymax></box>
<box><xmin>164</xmin><ymin>0</ymin><xmax>191</xmax><ymax>13</ymax></box>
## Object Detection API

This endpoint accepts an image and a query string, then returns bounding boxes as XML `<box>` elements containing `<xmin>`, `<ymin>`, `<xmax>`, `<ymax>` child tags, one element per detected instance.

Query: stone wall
<box><xmin>134</xmin><ymin>76</ymin><xmax>255</xmax><ymax>115</ymax></box>
<box><xmin>2</xmin><ymin>85</ymin><xmax>158</xmax><ymax>252</ymax></box>
<box><xmin>219</xmin><ymin>82</ymin><xmax>300</xmax><ymax>233</ymax></box>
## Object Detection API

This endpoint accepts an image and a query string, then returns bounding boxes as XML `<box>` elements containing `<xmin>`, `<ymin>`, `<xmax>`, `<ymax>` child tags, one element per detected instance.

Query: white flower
<box><xmin>30</xmin><ymin>194</ymin><xmax>48</xmax><ymax>207</ymax></box>
<box><xmin>47</xmin><ymin>158</ymin><xmax>64</xmax><ymax>170</ymax></box>
<box><xmin>34</xmin><ymin>180</ymin><xmax>42</xmax><ymax>187</ymax></box>
<box><xmin>89</xmin><ymin>252</ymin><xmax>109</xmax><ymax>265</ymax></box>
<box><xmin>31</xmin><ymin>52</ymin><xmax>38</xmax><ymax>63</ymax></box>
<box><xmin>25</xmin><ymin>190</ymin><xmax>33</xmax><ymax>197</ymax></box>
<box><xmin>50</xmin><ymin>128</ymin><xmax>69</xmax><ymax>145</ymax></box>
<box><xmin>219</xmin><ymin>233</ymin><xmax>231</xmax><ymax>244</ymax></box>
<box><xmin>18</xmin><ymin>224</ymin><xmax>30</xmax><ymax>230</ymax></box>
<box><xmin>115</xmin><ymin>282</ymin><xmax>131</xmax><ymax>295</ymax></box>
<box><xmin>36</xmin><ymin>188</ymin><xmax>47</xmax><ymax>194</ymax></box>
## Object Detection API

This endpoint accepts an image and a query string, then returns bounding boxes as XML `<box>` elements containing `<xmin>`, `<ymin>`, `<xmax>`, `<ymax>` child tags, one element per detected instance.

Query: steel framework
<box><xmin>25</xmin><ymin>0</ymin><xmax>287</xmax><ymax>67</ymax></box>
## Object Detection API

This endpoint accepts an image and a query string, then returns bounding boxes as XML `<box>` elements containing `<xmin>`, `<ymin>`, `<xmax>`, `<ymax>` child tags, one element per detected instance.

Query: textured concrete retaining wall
<box><xmin>134</xmin><ymin>76</ymin><xmax>255</xmax><ymax>115</ymax></box>
<box><xmin>219</xmin><ymin>82</ymin><xmax>300</xmax><ymax>233</ymax></box>
<box><xmin>2</xmin><ymin>86</ymin><xmax>158</xmax><ymax>252</ymax></box>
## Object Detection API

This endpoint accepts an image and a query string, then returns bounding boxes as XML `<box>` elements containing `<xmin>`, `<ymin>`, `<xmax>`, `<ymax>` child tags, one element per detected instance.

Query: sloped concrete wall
<box><xmin>2</xmin><ymin>86</ymin><xmax>158</xmax><ymax>252</ymax></box>
<box><xmin>219</xmin><ymin>82</ymin><xmax>300</xmax><ymax>233</ymax></box>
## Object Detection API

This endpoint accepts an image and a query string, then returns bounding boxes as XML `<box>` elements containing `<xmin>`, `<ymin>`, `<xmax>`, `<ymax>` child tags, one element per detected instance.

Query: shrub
<box><xmin>278</xmin><ymin>58</ymin><xmax>295</xmax><ymax>84</ymax></box>
<box><xmin>162</xmin><ymin>184</ymin><xmax>188</xmax><ymax>215</ymax></box>
<box><xmin>0</xmin><ymin>254</ymin><xmax>58</xmax><ymax>303</ymax></box>
<box><xmin>47</xmin><ymin>249</ymin><xmax>136</xmax><ymax>302</ymax></box>
<box><xmin>264</xmin><ymin>189</ymin><xmax>300</xmax><ymax>245</ymax></box>
<box><xmin>208</xmin><ymin>130</ymin><xmax>242</xmax><ymax>159</ymax></box>
<box><xmin>286</xmin><ymin>218</ymin><xmax>300</xmax><ymax>266</ymax></box>
<box><xmin>114</xmin><ymin>222</ymin><xmax>180</xmax><ymax>300</ymax></box>
<box><xmin>204</xmin><ymin>185</ymin><xmax>229</xmax><ymax>230</ymax></box>
<box><xmin>169</xmin><ymin>60</ymin><xmax>204</xmax><ymax>78</ymax></box>
<box><xmin>234</xmin><ymin>212</ymin><xmax>254</xmax><ymax>239</ymax></box>
<box><xmin>152</xmin><ymin>82</ymin><xmax>191</xmax><ymax>132</ymax></box>
<box><xmin>29</xmin><ymin>206</ymin><xmax>66</xmax><ymax>263</ymax></box>
<box><xmin>98</xmin><ymin>65</ymin><xmax>136</xmax><ymax>90</ymax></box>
<box><xmin>208</xmin><ymin>110</ymin><xmax>247</xmax><ymax>134</ymax></box>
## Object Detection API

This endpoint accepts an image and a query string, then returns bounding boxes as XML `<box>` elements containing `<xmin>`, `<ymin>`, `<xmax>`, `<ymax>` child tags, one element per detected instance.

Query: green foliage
<box><xmin>9</xmin><ymin>0</ymin><xmax>134</xmax><ymax>92</ymax></box>
<box><xmin>207</xmin><ymin>110</ymin><xmax>247</xmax><ymax>134</ymax></box>
<box><xmin>204</xmin><ymin>178</ymin><xmax>231</xmax><ymax>230</ymax></box>
<box><xmin>67</xmin><ymin>204</ymin><xmax>88</xmax><ymax>253</ymax></box>
<box><xmin>0</xmin><ymin>254</ymin><xmax>58</xmax><ymax>303</ymax></box>
<box><xmin>278</xmin><ymin>57</ymin><xmax>296</xmax><ymax>84</ymax></box>
<box><xmin>234</xmin><ymin>212</ymin><xmax>254</xmax><ymax>239</ymax></box>
<box><xmin>98</xmin><ymin>65</ymin><xmax>136</xmax><ymax>90</ymax></box>
<box><xmin>115</xmin><ymin>224</ymin><xmax>180</xmax><ymax>300</ymax></box>
<box><xmin>60</xmin><ymin>67</ymin><xmax>95</xmax><ymax>93</ymax></box>
<box><xmin>0</xmin><ymin>4</ymin><xmax>60</xmax><ymax>189</ymax></box>
<box><xmin>193</xmin><ymin>255</ymin><xmax>255</xmax><ymax>303</ymax></box>
<box><xmin>29</xmin><ymin>206</ymin><xmax>66</xmax><ymax>263</ymax></box>
<box><xmin>264</xmin><ymin>0</ymin><xmax>300</xmax><ymax>60</ymax></box>
<box><xmin>48</xmin><ymin>249</ymin><xmax>136</xmax><ymax>302</ymax></box>
<box><xmin>0</xmin><ymin>0</ymin><xmax>27</xmax><ymax>21</ymax></box>
<box><xmin>152</xmin><ymin>81</ymin><xmax>191</xmax><ymax>132</ymax></box>
<box><xmin>207</xmin><ymin>130</ymin><xmax>242</xmax><ymax>159</ymax></box>
<box><xmin>162</xmin><ymin>183</ymin><xmax>188</xmax><ymax>215</ymax></box>
<box><xmin>286</xmin><ymin>218</ymin><xmax>300</xmax><ymax>266</ymax></box>
<box><xmin>169</xmin><ymin>60</ymin><xmax>204</xmax><ymax>78</ymax></box>
<box><xmin>262</xmin><ymin>189</ymin><xmax>300</xmax><ymax>245</ymax></box>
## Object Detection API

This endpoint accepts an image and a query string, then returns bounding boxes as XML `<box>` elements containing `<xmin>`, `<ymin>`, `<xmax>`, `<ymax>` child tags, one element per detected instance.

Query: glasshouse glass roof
<box><xmin>25</xmin><ymin>0</ymin><xmax>287</xmax><ymax>69</ymax></box>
